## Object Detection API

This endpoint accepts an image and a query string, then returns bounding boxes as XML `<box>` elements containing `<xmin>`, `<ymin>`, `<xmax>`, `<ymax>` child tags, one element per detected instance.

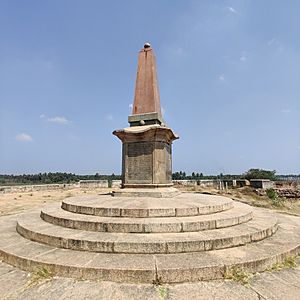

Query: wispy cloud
<box><xmin>228</xmin><ymin>6</ymin><xmax>239</xmax><ymax>14</ymax></box>
<box><xmin>219</xmin><ymin>74</ymin><xmax>225</xmax><ymax>81</ymax></box>
<box><xmin>282</xmin><ymin>109</ymin><xmax>292</xmax><ymax>114</ymax></box>
<box><xmin>15</xmin><ymin>133</ymin><xmax>33</xmax><ymax>142</ymax></box>
<box><xmin>129</xmin><ymin>103</ymin><xmax>133</xmax><ymax>109</ymax></box>
<box><xmin>47</xmin><ymin>116</ymin><xmax>70</xmax><ymax>124</ymax></box>
<box><xmin>40</xmin><ymin>114</ymin><xmax>71</xmax><ymax>124</ymax></box>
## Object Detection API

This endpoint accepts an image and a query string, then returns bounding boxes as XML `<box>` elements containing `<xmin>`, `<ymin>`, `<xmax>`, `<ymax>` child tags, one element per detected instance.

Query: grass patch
<box><xmin>156</xmin><ymin>285</ymin><xmax>168</xmax><ymax>300</ymax></box>
<box><xmin>28</xmin><ymin>267</ymin><xmax>53</xmax><ymax>286</ymax></box>
<box><xmin>268</xmin><ymin>254</ymin><xmax>299</xmax><ymax>272</ymax></box>
<box><xmin>224</xmin><ymin>267</ymin><xmax>253</xmax><ymax>285</ymax></box>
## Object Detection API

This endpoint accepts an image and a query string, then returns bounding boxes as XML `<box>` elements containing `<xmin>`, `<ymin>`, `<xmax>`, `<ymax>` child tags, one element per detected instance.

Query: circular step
<box><xmin>41</xmin><ymin>202</ymin><xmax>253</xmax><ymax>233</ymax></box>
<box><xmin>17</xmin><ymin>210</ymin><xmax>278</xmax><ymax>254</ymax></box>
<box><xmin>0</xmin><ymin>212</ymin><xmax>299</xmax><ymax>284</ymax></box>
<box><xmin>61</xmin><ymin>194</ymin><xmax>234</xmax><ymax>218</ymax></box>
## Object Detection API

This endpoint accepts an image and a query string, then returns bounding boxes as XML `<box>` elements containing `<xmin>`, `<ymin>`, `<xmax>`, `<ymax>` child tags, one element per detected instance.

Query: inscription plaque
<box><xmin>127</xmin><ymin>142</ymin><xmax>153</xmax><ymax>182</ymax></box>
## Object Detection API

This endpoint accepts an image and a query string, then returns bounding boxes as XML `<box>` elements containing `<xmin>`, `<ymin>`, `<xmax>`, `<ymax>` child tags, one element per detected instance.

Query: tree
<box><xmin>244</xmin><ymin>168</ymin><xmax>276</xmax><ymax>180</ymax></box>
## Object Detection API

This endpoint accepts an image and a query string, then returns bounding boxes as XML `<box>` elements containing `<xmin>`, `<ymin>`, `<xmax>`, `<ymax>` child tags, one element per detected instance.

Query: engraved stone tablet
<box><xmin>127</xmin><ymin>142</ymin><xmax>153</xmax><ymax>183</ymax></box>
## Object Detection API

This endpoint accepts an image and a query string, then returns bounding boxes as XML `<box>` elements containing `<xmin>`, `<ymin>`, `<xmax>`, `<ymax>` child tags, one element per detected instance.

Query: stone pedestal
<box><xmin>113</xmin><ymin>124</ymin><xmax>178</xmax><ymax>190</ymax></box>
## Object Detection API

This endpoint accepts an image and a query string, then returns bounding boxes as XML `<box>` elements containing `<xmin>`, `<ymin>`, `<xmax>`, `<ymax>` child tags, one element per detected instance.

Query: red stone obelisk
<box><xmin>128</xmin><ymin>43</ymin><xmax>164</xmax><ymax>126</ymax></box>
<box><xmin>132</xmin><ymin>44</ymin><xmax>161</xmax><ymax>115</ymax></box>
<box><xmin>113</xmin><ymin>43</ymin><xmax>179</xmax><ymax>197</ymax></box>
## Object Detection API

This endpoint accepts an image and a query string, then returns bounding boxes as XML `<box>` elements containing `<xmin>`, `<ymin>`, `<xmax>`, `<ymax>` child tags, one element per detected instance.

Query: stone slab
<box><xmin>1</xmin><ymin>261</ymin><xmax>274</xmax><ymax>300</ymax></box>
<box><xmin>41</xmin><ymin>201</ymin><xmax>253</xmax><ymax>233</ymax></box>
<box><xmin>17</xmin><ymin>209</ymin><xmax>277</xmax><ymax>253</ymax></box>
<box><xmin>62</xmin><ymin>193</ymin><xmax>234</xmax><ymax>217</ymax></box>
<box><xmin>250</xmin><ymin>269</ymin><xmax>300</xmax><ymax>299</ymax></box>
<box><xmin>0</xmin><ymin>212</ymin><xmax>299</xmax><ymax>283</ymax></box>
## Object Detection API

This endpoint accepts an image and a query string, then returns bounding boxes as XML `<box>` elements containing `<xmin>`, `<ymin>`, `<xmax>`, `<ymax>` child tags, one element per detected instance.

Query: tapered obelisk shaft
<box><xmin>132</xmin><ymin>46</ymin><xmax>161</xmax><ymax>115</ymax></box>
<box><xmin>128</xmin><ymin>43</ymin><xmax>164</xmax><ymax>126</ymax></box>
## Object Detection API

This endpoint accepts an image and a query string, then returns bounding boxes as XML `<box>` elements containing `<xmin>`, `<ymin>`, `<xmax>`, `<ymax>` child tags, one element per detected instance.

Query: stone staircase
<box><xmin>0</xmin><ymin>193</ymin><xmax>300</xmax><ymax>283</ymax></box>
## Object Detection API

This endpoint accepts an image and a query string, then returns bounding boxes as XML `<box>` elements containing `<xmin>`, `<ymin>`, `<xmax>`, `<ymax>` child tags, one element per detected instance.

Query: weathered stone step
<box><xmin>61</xmin><ymin>194</ymin><xmax>234</xmax><ymax>218</ymax></box>
<box><xmin>1</xmin><ymin>213</ymin><xmax>299</xmax><ymax>283</ymax></box>
<box><xmin>17</xmin><ymin>210</ymin><xmax>278</xmax><ymax>253</ymax></box>
<box><xmin>41</xmin><ymin>202</ymin><xmax>253</xmax><ymax>233</ymax></box>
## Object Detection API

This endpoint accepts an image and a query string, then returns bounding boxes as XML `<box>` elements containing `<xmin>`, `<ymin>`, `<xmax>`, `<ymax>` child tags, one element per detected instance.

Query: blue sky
<box><xmin>0</xmin><ymin>0</ymin><xmax>299</xmax><ymax>175</ymax></box>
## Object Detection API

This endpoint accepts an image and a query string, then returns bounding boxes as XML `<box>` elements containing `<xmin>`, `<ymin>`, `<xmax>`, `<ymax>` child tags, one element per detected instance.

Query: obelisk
<box><xmin>129</xmin><ymin>42</ymin><xmax>163</xmax><ymax>126</ymax></box>
<box><xmin>113</xmin><ymin>43</ymin><xmax>179</xmax><ymax>197</ymax></box>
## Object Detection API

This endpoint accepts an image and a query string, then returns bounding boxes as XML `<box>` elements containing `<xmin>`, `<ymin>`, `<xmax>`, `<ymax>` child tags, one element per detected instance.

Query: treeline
<box><xmin>172</xmin><ymin>171</ymin><xmax>242</xmax><ymax>180</ymax></box>
<box><xmin>172</xmin><ymin>169</ymin><xmax>300</xmax><ymax>181</ymax></box>
<box><xmin>173</xmin><ymin>169</ymin><xmax>275</xmax><ymax>181</ymax></box>
<box><xmin>0</xmin><ymin>169</ymin><xmax>299</xmax><ymax>186</ymax></box>
<box><xmin>0</xmin><ymin>173</ymin><xmax>121</xmax><ymax>186</ymax></box>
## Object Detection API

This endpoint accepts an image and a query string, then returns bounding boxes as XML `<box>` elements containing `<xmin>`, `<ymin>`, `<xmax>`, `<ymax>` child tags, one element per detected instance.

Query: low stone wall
<box><xmin>0</xmin><ymin>180</ymin><xmax>109</xmax><ymax>194</ymax></box>
<box><xmin>172</xmin><ymin>180</ymin><xmax>218</xmax><ymax>188</ymax></box>
<box><xmin>111</xmin><ymin>180</ymin><xmax>122</xmax><ymax>188</ymax></box>
<box><xmin>0</xmin><ymin>183</ymin><xmax>77</xmax><ymax>194</ymax></box>
<box><xmin>198</xmin><ymin>180</ymin><xmax>218</xmax><ymax>187</ymax></box>
<box><xmin>172</xmin><ymin>180</ymin><xmax>197</xmax><ymax>186</ymax></box>
<box><xmin>78</xmin><ymin>180</ymin><xmax>108</xmax><ymax>188</ymax></box>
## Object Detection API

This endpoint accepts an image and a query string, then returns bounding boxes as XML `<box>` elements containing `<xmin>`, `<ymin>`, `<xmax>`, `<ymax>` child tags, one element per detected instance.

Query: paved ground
<box><xmin>0</xmin><ymin>260</ymin><xmax>299</xmax><ymax>300</ymax></box>
<box><xmin>1</xmin><ymin>189</ymin><xmax>300</xmax><ymax>299</ymax></box>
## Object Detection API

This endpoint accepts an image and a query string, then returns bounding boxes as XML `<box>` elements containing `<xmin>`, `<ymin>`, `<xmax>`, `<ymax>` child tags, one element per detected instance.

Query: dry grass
<box><xmin>267</xmin><ymin>254</ymin><xmax>300</xmax><ymax>272</ymax></box>
<box><xmin>0</xmin><ymin>187</ymin><xmax>111</xmax><ymax>216</ymax></box>
<box><xmin>1</xmin><ymin>184</ymin><xmax>299</xmax><ymax>216</ymax></box>
<box><xmin>27</xmin><ymin>267</ymin><xmax>53</xmax><ymax>287</ymax></box>
<box><xmin>224</xmin><ymin>266</ymin><xmax>253</xmax><ymax>285</ymax></box>
<box><xmin>177</xmin><ymin>185</ymin><xmax>300</xmax><ymax>216</ymax></box>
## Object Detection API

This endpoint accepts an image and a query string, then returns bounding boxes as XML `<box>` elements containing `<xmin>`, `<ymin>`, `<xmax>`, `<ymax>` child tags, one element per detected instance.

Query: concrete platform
<box><xmin>0</xmin><ymin>208</ymin><xmax>299</xmax><ymax>283</ymax></box>
<box><xmin>16</xmin><ymin>209</ymin><xmax>278</xmax><ymax>254</ymax></box>
<box><xmin>40</xmin><ymin>201</ymin><xmax>253</xmax><ymax>233</ymax></box>
<box><xmin>1</xmin><ymin>260</ymin><xmax>299</xmax><ymax>300</ymax></box>
<box><xmin>61</xmin><ymin>193</ymin><xmax>234</xmax><ymax>217</ymax></box>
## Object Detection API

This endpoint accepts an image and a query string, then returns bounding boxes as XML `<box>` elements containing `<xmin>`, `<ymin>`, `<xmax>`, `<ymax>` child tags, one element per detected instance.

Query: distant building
<box><xmin>250</xmin><ymin>179</ymin><xmax>274</xmax><ymax>189</ymax></box>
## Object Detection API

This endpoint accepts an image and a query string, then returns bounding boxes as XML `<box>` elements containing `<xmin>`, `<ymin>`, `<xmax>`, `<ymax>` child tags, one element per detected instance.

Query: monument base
<box><xmin>111</xmin><ymin>186</ymin><xmax>181</xmax><ymax>198</ymax></box>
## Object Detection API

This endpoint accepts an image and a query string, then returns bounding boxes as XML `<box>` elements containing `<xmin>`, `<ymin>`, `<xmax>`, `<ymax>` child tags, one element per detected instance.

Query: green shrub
<box><xmin>266</xmin><ymin>188</ymin><xmax>276</xmax><ymax>200</ymax></box>
<box><xmin>266</xmin><ymin>188</ymin><xmax>283</xmax><ymax>206</ymax></box>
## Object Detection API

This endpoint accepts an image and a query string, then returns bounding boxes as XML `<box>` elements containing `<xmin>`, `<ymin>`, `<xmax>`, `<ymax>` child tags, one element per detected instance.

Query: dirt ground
<box><xmin>0</xmin><ymin>188</ymin><xmax>111</xmax><ymax>216</ymax></box>
<box><xmin>177</xmin><ymin>186</ymin><xmax>300</xmax><ymax>216</ymax></box>
<box><xmin>0</xmin><ymin>186</ymin><xmax>299</xmax><ymax>217</ymax></box>
<box><xmin>0</xmin><ymin>186</ymin><xmax>300</xmax><ymax>299</ymax></box>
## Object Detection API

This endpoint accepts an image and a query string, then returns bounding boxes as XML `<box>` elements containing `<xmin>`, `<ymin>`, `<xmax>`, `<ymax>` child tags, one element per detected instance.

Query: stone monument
<box><xmin>0</xmin><ymin>43</ymin><xmax>299</xmax><ymax>284</ymax></box>
<box><xmin>113</xmin><ymin>43</ymin><xmax>179</xmax><ymax>197</ymax></box>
